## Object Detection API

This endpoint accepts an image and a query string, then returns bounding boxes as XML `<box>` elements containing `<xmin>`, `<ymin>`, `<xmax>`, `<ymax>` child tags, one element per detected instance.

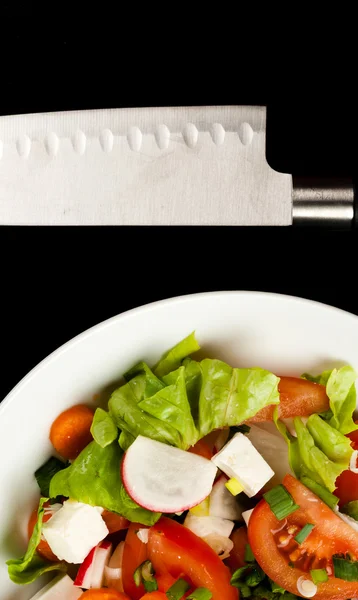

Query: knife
<box><xmin>0</xmin><ymin>105</ymin><xmax>354</xmax><ymax>226</ymax></box>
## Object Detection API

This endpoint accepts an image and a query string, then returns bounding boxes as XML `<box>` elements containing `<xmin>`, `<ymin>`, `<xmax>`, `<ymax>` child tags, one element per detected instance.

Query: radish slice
<box><xmin>184</xmin><ymin>514</ymin><xmax>234</xmax><ymax>539</ymax></box>
<box><xmin>122</xmin><ymin>435</ymin><xmax>217</xmax><ymax>513</ymax></box>
<box><xmin>74</xmin><ymin>540</ymin><xmax>112</xmax><ymax>589</ymax></box>
<box><xmin>209</xmin><ymin>475</ymin><xmax>243</xmax><ymax>521</ymax></box>
<box><xmin>91</xmin><ymin>540</ymin><xmax>112</xmax><ymax>588</ymax></box>
<box><xmin>74</xmin><ymin>546</ymin><xmax>96</xmax><ymax>588</ymax></box>
<box><xmin>350</xmin><ymin>450</ymin><xmax>358</xmax><ymax>473</ymax></box>
<box><xmin>202</xmin><ymin>534</ymin><xmax>234</xmax><ymax>560</ymax></box>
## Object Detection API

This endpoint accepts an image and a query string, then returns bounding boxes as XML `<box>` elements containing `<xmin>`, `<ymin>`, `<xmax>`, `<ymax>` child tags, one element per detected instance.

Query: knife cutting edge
<box><xmin>0</xmin><ymin>105</ymin><xmax>354</xmax><ymax>227</ymax></box>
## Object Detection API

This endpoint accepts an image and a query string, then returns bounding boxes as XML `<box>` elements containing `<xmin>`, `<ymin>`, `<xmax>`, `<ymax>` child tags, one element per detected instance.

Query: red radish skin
<box><xmin>75</xmin><ymin>541</ymin><xmax>112</xmax><ymax>589</ymax></box>
<box><xmin>121</xmin><ymin>436</ymin><xmax>217</xmax><ymax>513</ymax></box>
<box><xmin>91</xmin><ymin>541</ymin><xmax>113</xmax><ymax>589</ymax></box>
<box><xmin>75</xmin><ymin>546</ymin><xmax>96</xmax><ymax>588</ymax></box>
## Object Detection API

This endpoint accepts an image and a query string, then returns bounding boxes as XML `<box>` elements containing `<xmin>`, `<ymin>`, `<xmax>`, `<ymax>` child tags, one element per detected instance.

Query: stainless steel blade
<box><xmin>0</xmin><ymin>106</ymin><xmax>293</xmax><ymax>225</ymax></box>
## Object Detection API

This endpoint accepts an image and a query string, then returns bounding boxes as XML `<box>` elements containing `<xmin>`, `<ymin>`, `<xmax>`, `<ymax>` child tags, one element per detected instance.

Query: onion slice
<box><xmin>104</xmin><ymin>541</ymin><xmax>125</xmax><ymax>592</ymax></box>
<box><xmin>297</xmin><ymin>576</ymin><xmax>317</xmax><ymax>598</ymax></box>
<box><xmin>203</xmin><ymin>534</ymin><xmax>234</xmax><ymax>560</ymax></box>
<box><xmin>350</xmin><ymin>450</ymin><xmax>358</xmax><ymax>473</ymax></box>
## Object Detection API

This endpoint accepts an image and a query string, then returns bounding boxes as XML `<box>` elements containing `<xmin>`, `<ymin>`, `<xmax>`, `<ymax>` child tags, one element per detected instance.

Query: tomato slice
<box><xmin>249</xmin><ymin>376</ymin><xmax>329</xmax><ymax>422</ymax></box>
<box><xmin>147</xmin><ymin>516</ymin><xmax>238</xmax><ymax>600</ymax></box>
<box><xmin>248</xmin><ymin>474</ymin><xmax>358</xmax><ymax>599</ymax></box>
<box><xmin>102</xmin><ymin>510</ymin><xmax>129</xmax><ymax>534</ymax></box>
<box><xmin>122</xmin><ymin>523</ymin><xmax>148</xmax><ymax>600</ymax></box>
<box><xmin>225</xmin><ymin>526</ymin><xmax>248</xmax><ymax>572</ymax></box>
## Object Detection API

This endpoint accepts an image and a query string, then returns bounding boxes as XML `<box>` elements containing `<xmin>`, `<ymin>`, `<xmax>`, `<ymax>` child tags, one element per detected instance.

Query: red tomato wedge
<box><xmin>188</xmin><ymin>438</ymin><xmax>213</xmax><ymax>460</ymax></box>
<box><xmin>335</xmin><ymin>420</ymin><xmax>358</xmax><ymax>507</ymax></box>
<box><xmin>248</xmin><ymin>474</ymin><xmax>358</xmax><ymax>600</ymax></box>
<box><xmin>122</xmin><ymin>523</ymin><xmax>148</xmax><ymax>600</ymax></box>
<box><xmin>248</xmin><ymin>376</ymin><xmax>329</xmax><ymax>422</ymax></box>
<box><xmin>147</xmin><ymin>516</ymin><xmax>238</xmax><ymax>600</ymax></box>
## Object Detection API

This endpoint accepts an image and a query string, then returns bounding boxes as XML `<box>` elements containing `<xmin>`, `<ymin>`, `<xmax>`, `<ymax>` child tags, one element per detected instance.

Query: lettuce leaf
<box><xmin>91</xmin><ymin>408</ymin><xmax>118</xmax><ymax>448</ymax></box>
<box><xmin>302</xmin><ymin>366</ymin><xmax>358</xmax><ymax>434</ymax></box>
<box><xmin>198</xmin><ymin>359</ymin><xmax>280</xmax><ymax>437</ymax></box>
<box><xmin>50</xmin><ymin>440</ymin><xmax>160</xmax><ymax>525</ymax></box>
<box><xmin>109</xmin><ymin>372</ymin><xmax>182</xmax><ymax>448</ymax></box>
<box><xmin>153</xmin><ymin>331</ymin><xmax>200</xmax><ymax>378</ymax></box>
<box><xmin>139</xmin><ymin>366</ymin><xmax>198</xmax><ymax>448</ymax></box>
<box><xmin>6</xmin><ymin>497</ymin><xmax>67</xmax><ymax>584</ymax></box>
<box><xmin>110</xmin><ymin>335</ymin><xmax>280</xmax><ymax>450</ymax></box>
<box><xmin>306</xmin><ymin>413</ymin><xmax>353</xmax><ymax>463</ymax></box>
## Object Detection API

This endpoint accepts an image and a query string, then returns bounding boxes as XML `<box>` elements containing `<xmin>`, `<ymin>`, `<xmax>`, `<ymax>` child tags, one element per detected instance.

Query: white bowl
<box><xmin>1</xmin><ymin>290</ymin><xmax>358</xmax><ymax>599</ymax></box>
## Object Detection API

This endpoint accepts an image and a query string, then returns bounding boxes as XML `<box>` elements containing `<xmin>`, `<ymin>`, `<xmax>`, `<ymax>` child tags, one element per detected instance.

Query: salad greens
<box><xmin>110</xmin><ymin>334</ymin><xmax>280</xmax><ymax>451</ymax></box>
<box><xmin>302</xmin><ymin>366</ymin><xmax>358</xmax><ymax>435</ymax></box>
<box><xmin>6</xmin><ymin>498</ymin><xmax>67</xmax><ymax>584</ymax></box>
<box><xmin>50</xmin><ymin>440</ymin><xmax>160</xmax><ymax>526</ymax></box>
<box><xmin>276</xmin><ymin>365</ymin><xmax>358</xmax><ymax>500</ymax></box>
<box><xmin>90</xmin><ymin>407</ymin><xmax>118</xmax><ymax>448</ymax></box>
<box><xmin>34</xmin><ymin>456</ymin><xmax>69</xmax><ymax>498</ymax></box>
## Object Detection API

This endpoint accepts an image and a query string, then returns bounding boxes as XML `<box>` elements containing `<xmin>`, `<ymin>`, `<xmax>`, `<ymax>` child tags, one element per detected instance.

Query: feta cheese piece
<box><xmin>30</xmin><ymin>573</ymin><xmax>82</xmax><ymax>599</ymax></box>
<box><xmin>42</xmin><ymin>499</ymin><xmax>109</xmax><ymax>564</ymax></box>
<box><xmin>211</xmin><ymin>432</ymin><xmax>274</xmax><ymax>498</ymax></box>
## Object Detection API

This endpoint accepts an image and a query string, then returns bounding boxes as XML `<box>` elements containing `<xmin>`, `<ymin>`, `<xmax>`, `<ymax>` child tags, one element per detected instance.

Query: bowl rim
<box><xmin>1</xmin><ymin>289</ymin><xmax>357</xmax><ymax>417</ymax></box>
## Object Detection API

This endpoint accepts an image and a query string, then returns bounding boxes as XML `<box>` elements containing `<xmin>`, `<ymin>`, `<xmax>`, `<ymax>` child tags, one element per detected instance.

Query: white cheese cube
<box><xmin>211</xmin><ymin>432</ymin><xmax>274</xmax><ymax>498</ymax></box>
<box><xmin>42</xmin><ymin>499</ymin><xmax>109</xmax><ymax>564</ymax></box>
<box><xmin>30</xmin><ymin>573</ymin><xmax>82</xmax><ymax>599</ymax></box>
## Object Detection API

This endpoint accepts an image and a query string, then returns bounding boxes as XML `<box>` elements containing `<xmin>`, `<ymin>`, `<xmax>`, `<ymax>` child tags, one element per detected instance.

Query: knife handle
<box><xmin>292</xmin><ymin>176</ymin><xmax>355</xmax><ymax>228</ymax></box>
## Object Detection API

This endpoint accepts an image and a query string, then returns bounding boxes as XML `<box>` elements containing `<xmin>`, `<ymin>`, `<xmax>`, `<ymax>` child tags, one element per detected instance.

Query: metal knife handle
<box><xmin>292</xmin><ymin>177</ymin><xmax>354</xmax><ymax>228</ymax></box>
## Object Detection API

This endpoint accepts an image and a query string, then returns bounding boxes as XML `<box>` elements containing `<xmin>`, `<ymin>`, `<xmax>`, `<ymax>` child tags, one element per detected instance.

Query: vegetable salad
<box><xmin>6</xmin><ymin>332</ymin><xmax>358</xmax><ymax>600</ymax></box>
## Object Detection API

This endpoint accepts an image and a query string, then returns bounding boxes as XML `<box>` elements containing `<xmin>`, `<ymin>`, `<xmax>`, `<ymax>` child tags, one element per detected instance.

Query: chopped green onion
<box><xmin>244</xmin><ymin>543</ymin><xmax>255</xmax><ymax>563</ymax></box>
<box><xmin>310</xmin><ymin>569</ymin><xmax>328</xmax><ymax>585</ymax></box>
<box><xmin>269</xmin><ymin>578</ymin><xmax>286</xmax><ymax>593</ymax></box>
<box><xmin>166</xmin><ymin>578</ymin><xmax>191</xmax><ymax>600</ymax></box>
<box><xmin>225</xmin><ymin>478</ymin><xmax>244</xmax><ymax>496</ymax></box>
<box><xmin>333</xmin><ymin>555</ymin><xmax>358</xmax><ymax>581</ymax></box>
<box><xmin>144</xmin><ymin>579</ymin><xmax>158</xmax><ymax>592</ymax></box>
<box><xmin>35</xmin><ymin>456</ymin><xmax>69</xmax><ymax>498</ymax></box>
<box><xmin>294</xmin><ymin>523</ymin><xmax>315</xmax><ymax>544</ymax></box>
<box><xmin>186</xmin><ymin>588</ymin><xmax>213</xmax><ymax>600</ymax></box>
<box><xmin>230</xmin><ymin>566</ymin><xmax>250</xmax><ymax>585</ymax></box>
<box><xmin>300</xmin><ymin>476</ymin><xmax>339</xmax><ymax>510</ymax></box>
<box><xmin>133</xmin><ymin>565</ymin><xmax>142</xmax><ymax>587</ymax></box>
<box><xmin>263</xmin><ymin>484</ymin><xmax>300</xmax><ymax>520</ymax></box>
<box><xmin>133</xmin><ymin>560</ymin><xmax>157</xmax><ymax>589</ymax></box>
<box><xmin>341</xmin><ymin>500</ymin><xmax>358</xmax><ymax>522</ymax></box>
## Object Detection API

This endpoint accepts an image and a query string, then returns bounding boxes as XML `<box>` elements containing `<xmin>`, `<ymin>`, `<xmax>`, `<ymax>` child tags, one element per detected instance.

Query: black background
<box><xmin>0</xmin><ymin>13</ymin><xmax>356</xmax><ymax>402</ymax></box>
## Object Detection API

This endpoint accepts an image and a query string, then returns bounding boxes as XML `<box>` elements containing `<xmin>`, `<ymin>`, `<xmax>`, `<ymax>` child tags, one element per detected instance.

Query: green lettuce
<box><xmin>275</xmin><ymin>413</ymin><xmax>352</xmax><ymax>495</ymax></box>
<box><xmin>138</xmin><ymin>366</ymin><xmax>198</xmax><ymax>448</ymax></box>
<box><xmin>109</xmin><ymin>334</ymin><xmax>280</xmax><ymax>450</ymax></box>
<box><xmin>6</xmin><ymin>498</ymin><xmax>67</xmax><ymax>584</ymax></box>
<box><xmin>198</xmin><ymin>360</ymin><xmax>280</xmax><ymax>437</ymax></box>
<box><xmin>109</xmin><ymin>372</ymin><xmax>182</xmax><ymax>448</ymax></box>
<box><xmin>50</xmin><ymin>440</ymin><xmax>160</xmax><ymax>525</ymax></box>
<box><xmin>91</xmin><ymin>408</ymin><xmax>118</xmax><ymax>448</ymax></box>
<box><xmin>153</xmin><ymin>331</ymin><xmax>200</xmax><ymax>378</ymax></box>
<box><xmin>303</xmin><ymin>366</ymin><xmax>358</xmax><ymax>434</ymax></box>
<box><xmin>35</xmin><ymin>456</ymin><xmax>69</xmax><ymax>498</ymax></box>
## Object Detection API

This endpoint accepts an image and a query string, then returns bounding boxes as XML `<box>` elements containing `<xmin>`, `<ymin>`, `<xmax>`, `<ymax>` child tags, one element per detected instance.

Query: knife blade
<box><xmin>0</xmin><ymin>106</ymin><xmax>354</xmax><ymax>226</ymax></box>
